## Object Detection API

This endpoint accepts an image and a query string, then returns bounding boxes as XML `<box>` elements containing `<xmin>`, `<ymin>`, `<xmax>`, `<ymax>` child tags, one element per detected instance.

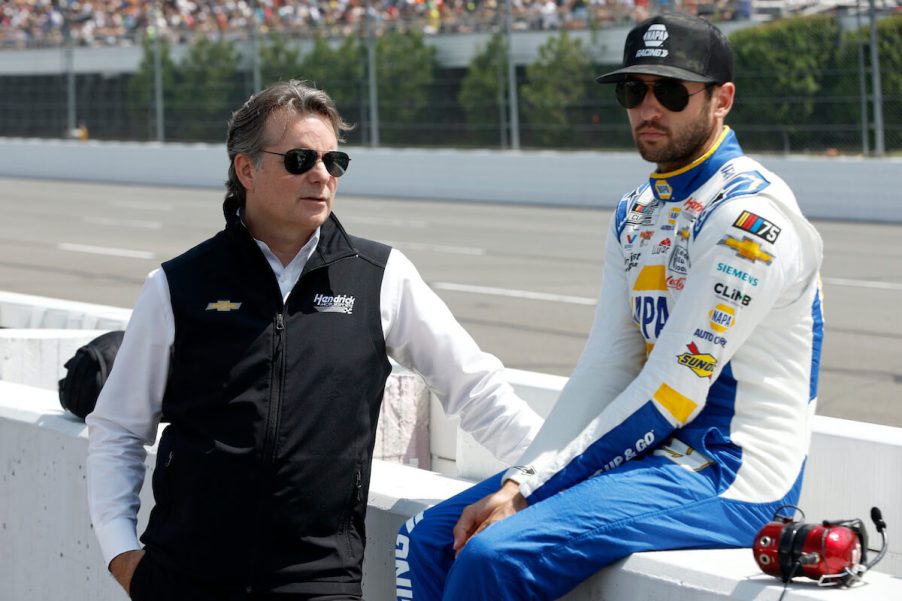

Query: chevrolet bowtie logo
<box><xmin>205</xmin><ymin>300</ymin><xmax>242</xmax><ymax>312</ymax></box>
<box><xmin>718</xmin><ymin>235</ymin><xmax>775</xmax><ymax>265</ymax></box>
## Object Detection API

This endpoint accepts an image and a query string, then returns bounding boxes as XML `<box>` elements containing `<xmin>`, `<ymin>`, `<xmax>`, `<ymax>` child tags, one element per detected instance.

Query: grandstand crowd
<box><xmin>0</xmin><ymin>0</ymin><xmax>711</xmax><ymax>48</ymax></box>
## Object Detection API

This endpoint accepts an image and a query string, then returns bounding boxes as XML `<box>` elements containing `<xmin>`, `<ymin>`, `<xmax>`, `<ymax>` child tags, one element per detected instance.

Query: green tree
<box><xmin>458</xmin><ymin>32</ymin><xmax>509</xmax><ymax>147</ymax></box>
<box><xmin>170</xmin><ymin>36</ymin><xmax>242</xmax><ymax>142</ymax></box>
<box><xmin>830</xmin><ymin>14</ymin><xmax>902</xmax><ymax>152</ymax></box>
<box><xmin>126</xmin><ymin>34</ymin><xmax>178</xmax><ymax>140</ymax></box>
<box><xmin>729</xmin><ymin>15</ymin><xmax>841</xmax><ymax>152</ymax></box>
<box><xmin>520</xmin><ymin>32</ymin><xmax>591</xmax><ymax>148</ymax></box>
<box><xmin>375</xmin><ymin>30</ymin><xmax>438</xmax><ymax>145</ymax></box>
<box><xmin>260</xmin><ymin>32</ymin><xmax>305</xmax><ymax>85</ymax></box>
<box><xmin>297</xmin><ymin>34</ymin><xmax>366</xmax><ymax>121</ymax></box>
<box><xmin>875</xmin><ymin>15</ymin><xmax>902</xmax><ymax>151</ymax></box>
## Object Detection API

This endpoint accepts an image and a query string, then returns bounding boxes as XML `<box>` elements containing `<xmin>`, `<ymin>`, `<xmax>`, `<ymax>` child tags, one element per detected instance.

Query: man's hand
<box><xmin>109</xmin><ymin>549</ymin><xmax>145</xmax><ymax>596</ymax></box>
<box><xmin>452</xmin><ymin>479</ymin><xmax>527</xmax><ymax>555</ymax></box>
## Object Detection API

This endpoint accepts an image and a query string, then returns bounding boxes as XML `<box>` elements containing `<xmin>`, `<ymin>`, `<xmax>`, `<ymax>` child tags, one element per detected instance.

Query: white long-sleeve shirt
<box><xmin>87</xmin><ymin>229</ymin><xmax>542</xmax><ymax>567</ymax></box>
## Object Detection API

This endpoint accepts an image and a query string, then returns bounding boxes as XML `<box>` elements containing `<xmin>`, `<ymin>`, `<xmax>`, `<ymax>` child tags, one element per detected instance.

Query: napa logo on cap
<box><xmin>638</xmin><ymin>24</ymin><xmax>669</xmax><ymax>58</ymax></box>
<box><xmin>644</xmin><ymin>24</ymin><xmax>669</xmax><ymax>47</ymax></box>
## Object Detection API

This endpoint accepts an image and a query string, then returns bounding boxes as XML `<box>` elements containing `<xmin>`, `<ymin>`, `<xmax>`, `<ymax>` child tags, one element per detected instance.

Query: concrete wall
<box><xmin>2</xmin><ymin>291</ymin><xmax>902</xmax><ymax>599</ymax></box>
<box><xmin>3</xmin><ymin>381</ymin><xmax>902</xmax><ymax>601</ymax></box>
<box><xmin>2</xmin><ymin>138</ymin><xmax>900</xmax><ymax>222</ymax></box>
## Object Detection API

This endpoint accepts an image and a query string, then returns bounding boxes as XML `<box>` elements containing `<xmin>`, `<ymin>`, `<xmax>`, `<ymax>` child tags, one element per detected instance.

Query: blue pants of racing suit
<box><xmin>397</xmin><ymin>451</ymin><xmax>801</xmax><ymax>601</ymax></box>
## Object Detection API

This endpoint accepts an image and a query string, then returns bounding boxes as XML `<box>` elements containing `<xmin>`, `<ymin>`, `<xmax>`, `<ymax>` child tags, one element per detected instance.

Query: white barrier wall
<box><xmin>3</xmin><ymin>382</ymin><xmax>902</xmax><ymax>601</ymax></box>
<box><xmin>2</xmin><ymin>138</ymin><xmax>901</xmax><ymax>222</ymax></box>
<box><xmin>3</xmin><ymin>295</ymin><xmax>902</xmax><ymax>599</ymax></box>
<box><xmin>0</xmin><ymin>290</ymin><xmax>131</xmax><ymax>330</ymax></box>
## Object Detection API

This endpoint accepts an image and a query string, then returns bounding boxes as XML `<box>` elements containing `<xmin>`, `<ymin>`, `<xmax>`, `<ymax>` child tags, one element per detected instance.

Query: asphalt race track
<box><xmin>1</xmin><ymin>177</ymin><xmax>900</xmax><ymax>428</ymax></box>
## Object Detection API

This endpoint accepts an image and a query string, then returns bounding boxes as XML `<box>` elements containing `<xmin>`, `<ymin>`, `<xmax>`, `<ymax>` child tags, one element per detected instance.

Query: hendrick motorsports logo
<box><xmin>677</xmin><ymin>342</ymin><xmax>717</xmax><ymax>379</ymax></box>
<box><xmin>313</xmin><ymin>293</ymin><xmax>356</xmax><ymax>314</ymax></box>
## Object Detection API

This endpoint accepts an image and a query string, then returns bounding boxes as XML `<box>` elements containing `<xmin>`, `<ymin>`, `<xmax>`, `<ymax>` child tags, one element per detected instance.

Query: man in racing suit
<box><xmin>398</xmin><ymin>12</ymin><xmax>824</xmax><ymax>600</ymax></box>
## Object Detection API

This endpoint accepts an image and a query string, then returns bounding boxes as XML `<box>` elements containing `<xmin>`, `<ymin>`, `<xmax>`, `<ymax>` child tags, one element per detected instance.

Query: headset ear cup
<box><xmin>777</xmin><ymin>521</ymin><xmax>807</xmax><ymax>583</ymax></box>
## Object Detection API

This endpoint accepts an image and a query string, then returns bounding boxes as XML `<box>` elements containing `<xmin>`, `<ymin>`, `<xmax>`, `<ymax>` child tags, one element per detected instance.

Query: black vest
<box><xmin>141</xmin><ymin>209</ymin><xmax>392</xmax><ymax>595</ymax></box>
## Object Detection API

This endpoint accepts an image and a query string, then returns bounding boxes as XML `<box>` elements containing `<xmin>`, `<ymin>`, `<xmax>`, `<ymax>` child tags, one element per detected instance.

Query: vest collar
<box><xmin>224</xmin><ymin>209</ymin><xmax>358</xmax><ymax>274</ymax></box>
<box><xmin>302</xmin><ymin>213</ymin><xmax>358</xmax><ymax>274</ymax></box>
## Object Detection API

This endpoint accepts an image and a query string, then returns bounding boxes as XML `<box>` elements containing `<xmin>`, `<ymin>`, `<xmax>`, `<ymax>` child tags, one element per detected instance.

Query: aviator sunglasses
<box><xmin>615</xmin><ymin>80</ymin><xmax>714</xmax><ymax>112</ymax></box>
<box><xmin>261</xmin><ymin>148</ymin><xmax>351</xmax><ymax>177</ymax></box>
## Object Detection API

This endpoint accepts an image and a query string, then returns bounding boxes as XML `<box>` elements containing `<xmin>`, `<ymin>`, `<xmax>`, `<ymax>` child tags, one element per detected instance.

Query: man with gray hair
<box><xmin>86</xmin><ymin>80</ymin><xmax>542</xmax><ymax>600</ymax></box>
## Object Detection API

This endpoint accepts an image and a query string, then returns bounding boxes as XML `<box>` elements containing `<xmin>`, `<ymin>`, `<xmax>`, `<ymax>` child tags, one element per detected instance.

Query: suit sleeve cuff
<box><xmin>94</xmin><ymin>517</ymin><xmax>141</xmax><ymax>569</ymax></box>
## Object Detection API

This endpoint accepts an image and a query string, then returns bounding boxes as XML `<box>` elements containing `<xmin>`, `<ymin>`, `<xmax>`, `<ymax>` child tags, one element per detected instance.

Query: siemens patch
<box><xmin>716</xmin><ymin>262</ymin><xmax>759</xmax><ymax>286</ymax></box>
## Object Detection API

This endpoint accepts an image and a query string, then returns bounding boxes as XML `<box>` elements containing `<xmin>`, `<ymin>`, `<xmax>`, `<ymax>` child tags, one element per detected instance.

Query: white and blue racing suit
<box><xmin>397</xmin><ymin>127</ymin><xmax>824</xmax><ymax>601</ymax></box>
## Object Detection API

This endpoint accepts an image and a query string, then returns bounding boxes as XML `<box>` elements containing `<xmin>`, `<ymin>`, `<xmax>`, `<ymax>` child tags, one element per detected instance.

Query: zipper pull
<box><xmin>355</xmin><ymin>471</ymin><xmax>362</xmax><ymax>501</ymax></box>
<box><xmin>275</xmin><ymin>313</ymin><xmax>285</xmax><ymax>332</ymax></box>
<box><xmin>165</xmin><ymin>450</ymin><xmax>174</xmax><ymax>467</ymax></box>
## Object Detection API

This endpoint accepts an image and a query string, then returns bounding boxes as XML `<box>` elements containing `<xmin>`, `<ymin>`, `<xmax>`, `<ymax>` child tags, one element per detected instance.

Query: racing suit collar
<box><xmin>648</xmin><ymin>126</ymin><xmax>743</xmax><ymax>203</ymax></box>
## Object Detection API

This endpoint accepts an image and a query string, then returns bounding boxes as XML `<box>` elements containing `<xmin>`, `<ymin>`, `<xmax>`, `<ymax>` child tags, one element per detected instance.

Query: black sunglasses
<box><xmin>615</xmin><ymin>80</ymin><xmax>713</xmax><ymax>112</ymax></box>
<box><xmin>261</xmin><ymin>148</ymin><xmax>351</xmax><ymax>177</ymax></box>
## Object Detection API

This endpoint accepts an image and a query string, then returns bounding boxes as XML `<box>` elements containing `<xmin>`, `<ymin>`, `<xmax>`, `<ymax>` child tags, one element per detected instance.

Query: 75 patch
<box><xmin>733</xmin><ymin>210</ymin><xmax>781</xmax><ymax>243</ymax></box>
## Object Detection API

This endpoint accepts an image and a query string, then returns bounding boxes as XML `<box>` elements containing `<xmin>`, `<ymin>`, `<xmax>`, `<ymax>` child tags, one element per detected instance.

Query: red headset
<box><xmin>753</xmin><ymin>505</ymin><xmax>888</xmax><ymax>587</ymax></box>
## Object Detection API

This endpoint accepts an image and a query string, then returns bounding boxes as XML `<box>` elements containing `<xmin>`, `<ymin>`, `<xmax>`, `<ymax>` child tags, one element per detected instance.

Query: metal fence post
<box><xmin>856</xmin><ymin>3</ymin><xmax>869</xmax><ymax>155</ymax></box>
<box><xmin>153</xmin><ymin>0</ymin><xmax>165</xmax><ymax>142</ymax></box>
<box><xmin>505</xmin><ymin>0</ymin><xmax>520</xmax><ymax>150</ymax></box>
<box><xmin>497</xmin><ymin>31</ymin><xmax>509</xmax><ymax>149</ymax></box>
<box><xmin>365</xmin><ymin>0</ymin><xmax>380</xmax><ymax>147</ymax></box>
<box><xmin>868</xmin><ymin>0</ymin><xmax>885</xmax><ymax>157</ymax></box>
<box><xmin>250</xmin><ymin>0</ymin><xmax>262</xmax><ymax>93</ymax></box>
<box><xmin>63</xmin><ymin>16</ymin><xmax>76</xmax><ymax>136</ymax></box>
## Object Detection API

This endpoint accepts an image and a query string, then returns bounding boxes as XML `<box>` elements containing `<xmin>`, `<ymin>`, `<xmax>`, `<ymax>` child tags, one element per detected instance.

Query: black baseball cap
<box><xmin>596</xmin><ymin>12</ymin><xmax>734</xmax><ymax>85</ymax></box>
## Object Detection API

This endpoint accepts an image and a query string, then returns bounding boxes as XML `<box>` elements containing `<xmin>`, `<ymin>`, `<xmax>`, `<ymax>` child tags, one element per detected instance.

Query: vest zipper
<box><xmin>263</xmin><ymin>311</ymin><xmax>286</xmax><ymax>463</ymax></box>
<box><xmin>355</xmin><ymin>469</ymin><xmax>362</xmax><ymax>501</ymax></box>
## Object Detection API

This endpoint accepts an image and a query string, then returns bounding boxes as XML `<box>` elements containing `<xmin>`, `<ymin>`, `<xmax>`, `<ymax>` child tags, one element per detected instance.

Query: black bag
<box><xmin>58</xmin><ymin>330</ymin><xmax>125</xmax><ymax>420</ymax></box>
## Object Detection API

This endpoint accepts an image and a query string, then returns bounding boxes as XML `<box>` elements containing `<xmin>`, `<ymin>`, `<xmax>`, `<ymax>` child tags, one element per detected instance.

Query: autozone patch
<box><xmin>733</xmin><ymin>210</ymin><xmax>781</xmax><ymax>243</ymax></box>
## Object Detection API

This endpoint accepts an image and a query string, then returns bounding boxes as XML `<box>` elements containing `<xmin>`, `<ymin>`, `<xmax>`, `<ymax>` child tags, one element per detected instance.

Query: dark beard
<box><xmin>635</xmin><ymin>115</ymin><xmax>715</xmax><ymax>171</ymax></box>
